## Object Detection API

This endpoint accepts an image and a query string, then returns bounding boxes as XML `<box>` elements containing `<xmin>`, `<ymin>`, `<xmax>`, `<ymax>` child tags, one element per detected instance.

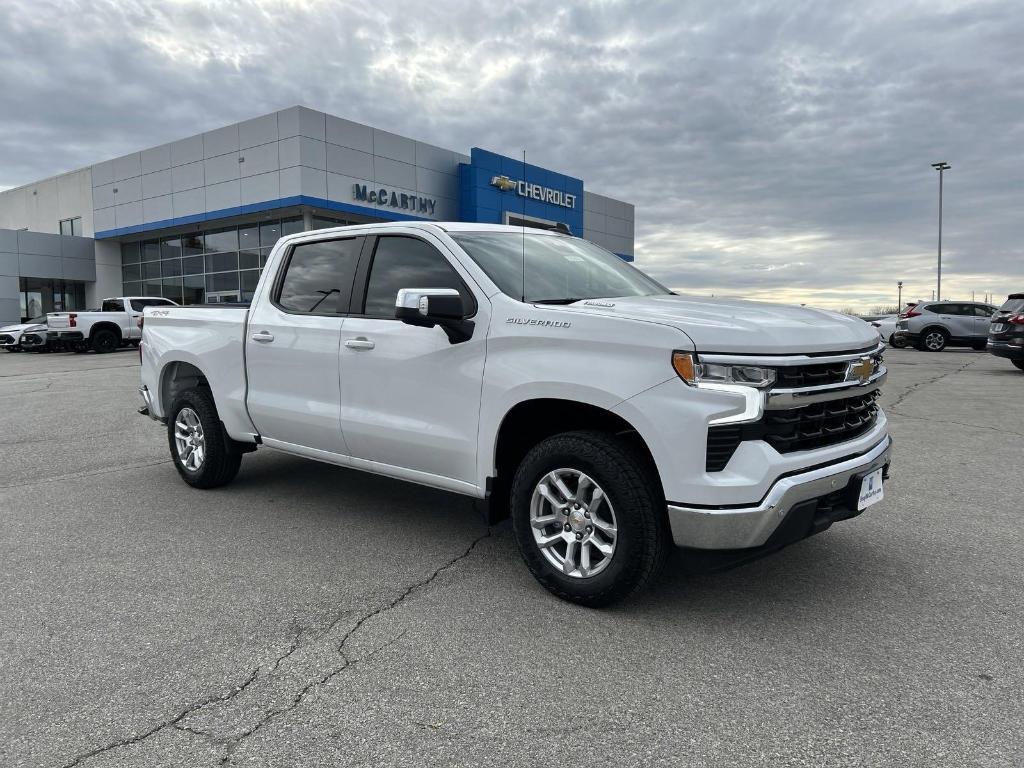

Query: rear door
<box><xmin>244</xmin><ymin>235</ymin><xmax>362</xmax><ymax>454</ymax></box>
<box><xmin>338</xmin><ymin>233</ymin><xmax>487</xmax><ymax>485</ymax></box>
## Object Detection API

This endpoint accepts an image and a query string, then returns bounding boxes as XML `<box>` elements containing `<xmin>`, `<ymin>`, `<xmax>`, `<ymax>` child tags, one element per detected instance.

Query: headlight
<box><xmin>672</xmin><ymin>352</ymin><xmax>775</xmax><ymax>388</ymax></box>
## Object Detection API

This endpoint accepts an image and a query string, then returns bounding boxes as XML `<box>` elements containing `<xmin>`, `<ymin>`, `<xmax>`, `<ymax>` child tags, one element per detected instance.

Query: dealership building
<box><xmin>0</xmin><ymin>106</ymin><xmax>636</xmax><ymax>326</ymax></box>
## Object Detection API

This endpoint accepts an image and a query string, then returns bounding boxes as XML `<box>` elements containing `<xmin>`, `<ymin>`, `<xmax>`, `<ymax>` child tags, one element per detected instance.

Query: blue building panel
<box><xmin>457</xmin><ymin>148</ymin><xmax>585</xmax><ymax>236</ymax></box>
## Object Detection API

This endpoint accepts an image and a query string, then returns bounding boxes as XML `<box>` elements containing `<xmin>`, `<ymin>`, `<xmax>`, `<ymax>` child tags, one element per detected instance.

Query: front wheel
<box><xmin>511</xmin><ymin>431</ymin><xmax>669</xmax><ymax>606</ymax></box>
<box><xmin>167</xmin><ymin>388</ymin><xmax>243</xmax><ymax>488</ymax></box>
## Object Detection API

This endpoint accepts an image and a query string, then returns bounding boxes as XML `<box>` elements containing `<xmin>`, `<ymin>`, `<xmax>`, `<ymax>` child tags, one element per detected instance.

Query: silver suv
<box><xmin>894</xmin><ymin>301</ymin><xmax>997</xmax><ymax>352</ymax></box>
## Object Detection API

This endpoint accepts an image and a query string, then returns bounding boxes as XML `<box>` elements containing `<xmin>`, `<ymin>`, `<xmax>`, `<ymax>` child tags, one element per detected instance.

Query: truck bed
<box><xmin>140</xmin><ymin>305</ymin><xmax>255</xmax><ymax>440</ymax></box>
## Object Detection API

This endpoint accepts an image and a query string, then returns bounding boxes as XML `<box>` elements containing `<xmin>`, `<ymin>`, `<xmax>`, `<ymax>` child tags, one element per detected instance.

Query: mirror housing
<box><xmin>395</xmin><ymin>288</ymin><xmax>474</xmax><ymax>344</ymax></box>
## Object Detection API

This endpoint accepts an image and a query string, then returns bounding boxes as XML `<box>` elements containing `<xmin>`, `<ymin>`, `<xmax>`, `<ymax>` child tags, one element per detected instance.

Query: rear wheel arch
<box><xmin>88</xmin><ymin>321</ymin><xmax>122</xmax><ymax>342</ymax></box>
<box><xmin>160</xmin><ymin>361</ymin><xmax>211</xmax><ymax>415</ymax></box>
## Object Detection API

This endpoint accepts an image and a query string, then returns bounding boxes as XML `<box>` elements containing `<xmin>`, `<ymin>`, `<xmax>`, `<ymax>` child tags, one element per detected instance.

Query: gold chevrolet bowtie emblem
<box><xmin>850</xmin><ymin>357</ymin><xmax>875</xmax><ymax>385</ymax></box>
<box><xmin>490</xmin><ymin>175</ymin><xmax>517</xmax><ymax>192</ymax></box>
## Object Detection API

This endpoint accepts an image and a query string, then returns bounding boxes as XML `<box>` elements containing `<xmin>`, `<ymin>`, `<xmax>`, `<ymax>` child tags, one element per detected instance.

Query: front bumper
<box><xmin>987</xmin><ymin>340</ymin><xmax>1024</xmax><ymax>360</ymax></box>
<box><xmin>667</xmin><ymin>435</ymin><xmax>891</xmax><ymax>550</ymax></box>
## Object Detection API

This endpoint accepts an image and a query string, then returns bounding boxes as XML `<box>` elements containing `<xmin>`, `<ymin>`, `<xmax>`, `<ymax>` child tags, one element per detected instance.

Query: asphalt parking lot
<box><xmin>1</xmin><ymin>347</ymin><xmax>1021</xmax><ymax>767</ymax></box>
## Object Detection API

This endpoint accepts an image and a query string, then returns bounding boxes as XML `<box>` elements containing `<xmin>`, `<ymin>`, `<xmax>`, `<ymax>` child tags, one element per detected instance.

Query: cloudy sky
<box><xmin>1</xmin><ymin>0</ymin><xmax>1021</xmax><ymax>310</ymax></box>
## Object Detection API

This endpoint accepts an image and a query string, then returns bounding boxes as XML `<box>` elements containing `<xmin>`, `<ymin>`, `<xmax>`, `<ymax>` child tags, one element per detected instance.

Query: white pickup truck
<box><xmin>48</xmin><ymin>296</ymin><xmax>177</xmax><ymax>353</ymax></box>
<box><xmin>139</xmin><ymin>222</ymin><xmax>890</xmax><ymax>605</ymax></box>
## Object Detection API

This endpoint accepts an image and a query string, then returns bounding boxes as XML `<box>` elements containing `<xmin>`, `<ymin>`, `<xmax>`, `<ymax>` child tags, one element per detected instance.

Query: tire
<box><xmin>167</xmin><ymin>388</ymin><xmax>243</xmax><ymax>489</ymax></box>
<box><xmin>91</xmin><ymin>329</ymin><xmax>119</xmax><ymax>354</ymax></box>
<box><xmin>510</xmin><ymin>430</ymin><xmax>669</xmax><ymax>607</ymax></box>
<box><xmin>888</xmin><ymin>333</ymin><xmax>908</xmax><ymax>349</ymax></box>
<box><xmin>1013</xmin><ymin>361</ymin><xmax>1024</xmax><ymax>372</ymax></box>
<box><xmin>918</xmin><ymin>328</ymin><xmax>948</xmax><ymax>352</ymax></box>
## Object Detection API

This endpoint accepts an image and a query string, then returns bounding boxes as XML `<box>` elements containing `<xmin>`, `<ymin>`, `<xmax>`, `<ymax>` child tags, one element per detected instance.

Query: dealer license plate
<box><xmin>990</xmin><ymin>323</ymin><xmax>1006</xmax><ymax>333</ymax></box>
<box><xmin>857</xmin><ymin>468</ymin><xmax>884</xmax><ymax>511</ymax></box>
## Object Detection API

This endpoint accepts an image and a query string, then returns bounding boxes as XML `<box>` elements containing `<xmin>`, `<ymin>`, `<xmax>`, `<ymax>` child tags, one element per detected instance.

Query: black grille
<box><xmin>706</xmin><ymin>425</ymin><xmax>743</xmax><ymax>472</ymax></box>
<box><xmin>706</xmin><ymin>391</ymin><xmax>880</xmax><ymax>471</ymax></box>
<box><xmin>775</xmin><ymin>361</ymin><xmax>849</xmax><ymax>388</ymax></box>
<box><xmin>0</xmin><ymin>334</ymin><xmax>14</xmax><ymax>345</ymax></box>
<box><xmin>763</xmin><ymin>391</ymin><xmax>879</xmax><ymax>453</ymax></box>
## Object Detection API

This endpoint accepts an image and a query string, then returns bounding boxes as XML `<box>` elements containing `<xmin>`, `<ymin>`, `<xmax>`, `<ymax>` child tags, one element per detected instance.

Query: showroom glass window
<box><xmin>119</xmin><ymin>215</ymin><xmax>358</xmax><ymax>305</ymax></box>
<box><xmin>361</xmin><ymin>236</ymin><xmax>472</xmax><ymax>317</ymax></box>
<box><xmin>276</xmin><ymin>238</ymin><xmax>361</xmax><ymax>314</ymax></box>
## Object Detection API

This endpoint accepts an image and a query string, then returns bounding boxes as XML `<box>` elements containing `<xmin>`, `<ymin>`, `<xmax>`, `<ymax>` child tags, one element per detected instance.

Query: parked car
<box><xmin>138</xmin><ymin>222</ymin><xmax>891</xmax><ymax>606</ymax></box>
<box><xmin>0</xmin><ymin>316</ymin><xmax>47</xmax><ymax>352</ymax></box>
<box><xmin>18</xmin><ymin>329</ymin><xmax>52</xmax><ymax>352</ymax></box>
<box><xmin>868</xmin><ymin>315</ymin><xmax>907</xmax><ymax>348</ymax></box>
<box><xmin>986</xmin><ymin>293</ymin><xmax>1024</xmax><ymax>371</ymax></box>
<box><xmin>47</xmin><ymin>297</ymin><xmax>178</xmax><ymax>353</ymax></box>
<box><xmin>894</xmin><ymin>300</ymin><xmax>998</xmax><ymax>351</ymax></box>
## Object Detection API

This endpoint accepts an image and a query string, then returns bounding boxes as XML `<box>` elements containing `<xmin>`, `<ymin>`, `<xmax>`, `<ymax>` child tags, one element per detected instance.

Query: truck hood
<box><xmin>566</xmin><ymin>295</ymin><xmax>878</xmax><ymax>354</ymax></box>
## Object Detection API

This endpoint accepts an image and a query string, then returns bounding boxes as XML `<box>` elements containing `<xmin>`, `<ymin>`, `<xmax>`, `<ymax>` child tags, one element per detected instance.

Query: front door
<box><xmin>339</xmin><ymin>234</ymin><xmax>487</xmax><ymax>486</ymax></box>
<box><xmin>245</xmin><ymin>235</ymin><xmax>362</xmax><ymax>454</ymax></box>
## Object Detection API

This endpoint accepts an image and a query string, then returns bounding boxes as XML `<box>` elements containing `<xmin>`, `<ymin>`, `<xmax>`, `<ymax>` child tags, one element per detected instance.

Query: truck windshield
<box><xmin>450</xmin><ymin>232</ymin><xmax>669</xmax><ymax>304</ymax></box>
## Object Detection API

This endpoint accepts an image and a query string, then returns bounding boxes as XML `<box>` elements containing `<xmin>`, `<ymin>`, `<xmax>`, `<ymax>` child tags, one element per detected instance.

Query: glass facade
<box><xmin>120</xmin><ymin>214</ymin><xmax>359</xmax><ymax>304</ymax></box>
<box><xmin>19</xmin><ymin>277</ymin><xmax>86</xmax><ymax>321</ymax></box>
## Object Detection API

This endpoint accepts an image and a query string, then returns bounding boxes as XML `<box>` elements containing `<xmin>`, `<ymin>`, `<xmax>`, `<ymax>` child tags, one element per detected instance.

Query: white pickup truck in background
<box><xmin>48</xmin><ymin>297</ymin><xmax>177</xmax><ymax>353</ymax></box>
<box><xmin>138</xmin><ymin>222</ymin><xmax>890</xmax><ymax>605</ymax></box>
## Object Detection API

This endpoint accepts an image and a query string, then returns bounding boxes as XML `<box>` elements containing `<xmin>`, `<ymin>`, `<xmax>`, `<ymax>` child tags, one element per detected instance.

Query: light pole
<box><xmin>897</xmin><ymin>280</ymin><xmax>903</xmax><ymax>310</ymax></box>
<box><xmin>931</xmin><ymin>162</ymin><xmax>951</xmax><ymax>300</ymax></box>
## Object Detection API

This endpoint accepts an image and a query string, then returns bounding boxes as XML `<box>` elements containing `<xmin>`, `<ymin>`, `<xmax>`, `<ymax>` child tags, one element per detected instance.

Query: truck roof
<box><xmin>276</xmin><ymin>221</ymin><xmax>568</xmax><ymax>246</ymax></box>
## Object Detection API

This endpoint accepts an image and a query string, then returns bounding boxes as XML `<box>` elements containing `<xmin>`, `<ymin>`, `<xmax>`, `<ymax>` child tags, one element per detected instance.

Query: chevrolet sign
<box><xmin>490</xmin><ymin>175</ymin><xmax>577</xmax><ymax>209</ymax></box>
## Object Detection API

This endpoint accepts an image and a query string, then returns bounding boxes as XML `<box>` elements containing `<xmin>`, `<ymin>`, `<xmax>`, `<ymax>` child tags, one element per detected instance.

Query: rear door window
<box><xmin>275</xmin><ymin>237</ymin><xmax>361</xmax><ymax>315</ymax></box>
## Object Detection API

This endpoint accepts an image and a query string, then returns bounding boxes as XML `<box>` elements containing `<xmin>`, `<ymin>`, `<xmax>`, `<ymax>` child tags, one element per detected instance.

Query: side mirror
<box><xmin>395</xmin><ymin>288</ymin><xmax>474</xmax><ymax>344</ymax></box>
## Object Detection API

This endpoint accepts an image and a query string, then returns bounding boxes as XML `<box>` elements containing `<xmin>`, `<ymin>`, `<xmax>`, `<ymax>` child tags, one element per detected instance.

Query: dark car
<box><xmin>987</xmin><ymin>294</ymin><xmax>1024</xmax><ymax>371</ymax></box>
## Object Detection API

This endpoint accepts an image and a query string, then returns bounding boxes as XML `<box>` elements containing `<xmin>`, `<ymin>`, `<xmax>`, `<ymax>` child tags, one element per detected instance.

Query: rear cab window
<box><xmin>102</xmin><ymin>299</ymin><xmax>125</xmax><ymax>312</ymax></box>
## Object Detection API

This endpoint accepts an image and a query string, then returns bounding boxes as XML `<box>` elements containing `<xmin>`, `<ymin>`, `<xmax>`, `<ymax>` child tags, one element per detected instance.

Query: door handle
<box><xmin>344</xmin><ymin>337</ymin><xmax>375</xmax><ymax>350</ymax></box>
<box><xmin>251</xmin><ymin>331</ymin><xmax>275</xmax><ymax>343</ymax></box>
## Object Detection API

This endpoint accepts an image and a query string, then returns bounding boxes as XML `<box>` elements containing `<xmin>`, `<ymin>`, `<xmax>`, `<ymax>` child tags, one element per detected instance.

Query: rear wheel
<box><xmin>91</xmin><ymin>329</ymin><xmax>119</xmax><ymax>353</ymax></box>
<box><xmin>1013</xmin><ymin>361</ymin><xmax>1024</xmax><ymax>372</ymax></box>
<box><xmin>167</xmin><ymin>388</ymin><xmax>243</xmax><ymax>488</ymax></box>
<box><xmin>888</xmin><ymin>333</ymin><xmax>908</xmax><ymax>349</ymax></box>
<box><xmin>511</xmin><ymin>431</ymin><xmax>669</xmax><ymax>607</ymax></box>
<box><xmin>919</xmin><ymin>328</ymin><xmax>948</xmax><ymax>352</ymax></box>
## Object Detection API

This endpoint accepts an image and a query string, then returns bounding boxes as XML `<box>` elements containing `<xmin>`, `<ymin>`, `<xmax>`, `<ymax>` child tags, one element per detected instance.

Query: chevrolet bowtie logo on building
<box><xmin>848</xmin><ymin>357</ymin><xmax>876</xmax><ymax>385</ymax></box>
<box><xmin>490</xmin><ymin>175</ymin><xmax>517</xmax><ymax>192</ymax></box>
<box><xmin>489</xmin><ymin>175</ymin><xmax>577</xmax><ymax>209</ymax></box>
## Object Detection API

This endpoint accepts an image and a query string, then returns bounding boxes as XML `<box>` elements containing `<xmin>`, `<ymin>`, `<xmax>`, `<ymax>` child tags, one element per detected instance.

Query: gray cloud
<box><xmin>1</xmin><ymin>0</ymin><xmax>1021</xmax><ymax>310</ymax></box>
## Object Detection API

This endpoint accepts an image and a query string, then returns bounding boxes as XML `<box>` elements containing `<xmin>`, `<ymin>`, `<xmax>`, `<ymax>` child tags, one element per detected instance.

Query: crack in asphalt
<box><xmin>885</xmin><ymin>357</ymin><xmax>979</xmax><ymax>411</ymax></box>
<box><xmin>213</xmin><ymin>528</ymin><xmax>492</xmax><ymax>765</ymax></box>
<box><xmin>55</xmin><ymin>528</ymin><xmax>491</xmax><ymax>768</ymax></box>
<box><xmin>0</xmin><ymin>459</ymin><xmax>172</xmax><ymax>491</ymax></box>
<box><xmin>886</xmin><ymin>408</ymin><xmax>1024</xmax><ymax>438</ymax></box>
<box><xmin>57</xmin><ymin>667</ymin><xmax>260</xmax><ymax>768</ymax></box>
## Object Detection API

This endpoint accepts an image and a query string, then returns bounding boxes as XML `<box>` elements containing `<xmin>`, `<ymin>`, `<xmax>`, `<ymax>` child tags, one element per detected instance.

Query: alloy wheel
<box><xmin>925</xmin><ymin>331</ymin><xmax>945</xmax><ymax>351</ymax></box>
<box><xmin>174</xmin><ymin>407</ymin><xmax>206</xmax><ymax>471</ymax></box>
<box><xmin>529</xmin><ymin>468</ymin><xmax>618</xmax><ymax>578</ymax></box>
